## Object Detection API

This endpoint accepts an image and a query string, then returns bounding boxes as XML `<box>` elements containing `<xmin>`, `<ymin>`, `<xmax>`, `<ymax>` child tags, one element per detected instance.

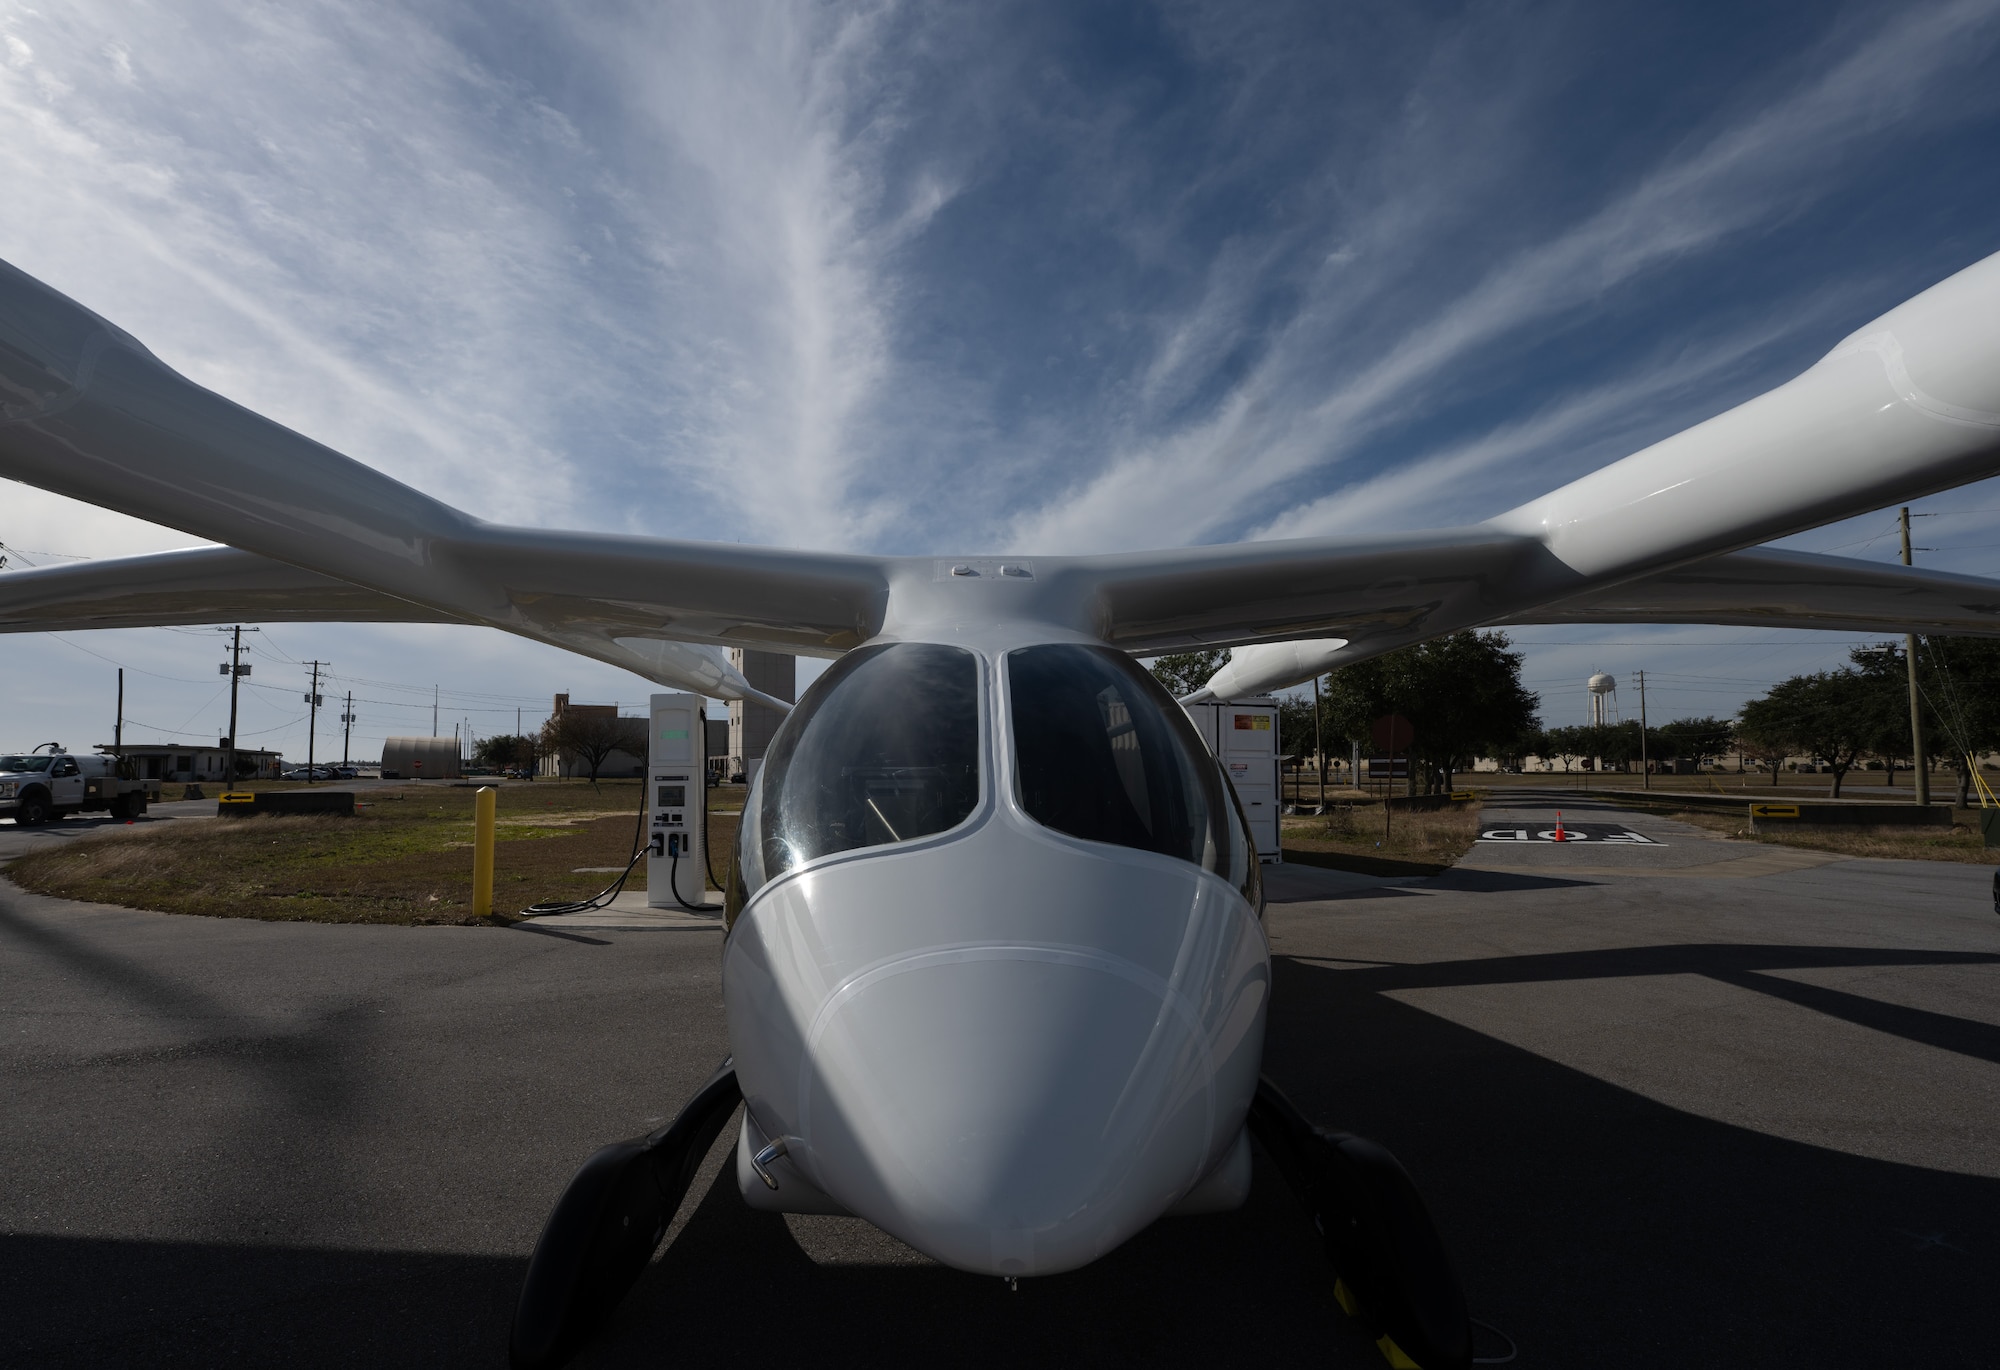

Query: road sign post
<box><xmin>1371</xmin><ymin>714</ymin><xmax>1415</xmax><ymax>844</ymax></box>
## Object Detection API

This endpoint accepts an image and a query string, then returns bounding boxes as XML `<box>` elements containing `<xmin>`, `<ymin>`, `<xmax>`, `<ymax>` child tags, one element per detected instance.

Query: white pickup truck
<box><xmin>0</xmin><ymin>749</ymin><xmax>163</xmax><ymax>825</ymax></box>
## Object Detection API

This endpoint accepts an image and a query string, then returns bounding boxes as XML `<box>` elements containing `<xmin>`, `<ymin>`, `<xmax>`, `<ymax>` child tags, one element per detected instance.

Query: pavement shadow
<box><xmin>1423</xmin><ymin>868</ymin><xmax>1600</xmax><ymax>893</ymax></box>
<box><xmin>10</xmin><ymin>936</ymin><xmax>1999</xmax><ymax>1368</ymax></box>
<box><xmin>1258</xmin><ymin>952</ymin><xmax>2000</xmax><ymax>1368</ymax></box>
<box><xmin>0</xmin><ymin>1235</ymin><xmax>523</xmax><ymax>1367</ymax></box>
<box><xmin>589</xmin><ymin>940</ymin><xmax>2000</xmax><ymax>1367</ymax></box>
<box><xmin>584</xmin><ymin>1142</ymin><xmax>1373</xmax><ymax>1370</ymax></box>
<box><xmin>1321</xmin><ymin>943</ymin><xmax>2000</xmax><ymax>1065</ymax></box>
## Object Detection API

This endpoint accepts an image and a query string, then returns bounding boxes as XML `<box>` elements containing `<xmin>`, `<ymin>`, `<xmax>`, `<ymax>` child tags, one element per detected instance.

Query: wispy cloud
<box><xmin>1002</xmin><ymin>0</ymin><xmax>2000</xmax><ymax>551</ymax></box>
<box><xmin>1244</xmin><ymin>275</ymin><xmax>1892</xmax><ymax>543</ymax></box>
<box><xmin>566</xmin><ymin>0</ymin><xmax>941</xmax><ymax>548</ymax></box>
<box><xmin>5</xmin><ymin>1</ymin><xmax>2000</xmax><ymax>755</ymax></box>
<box><xmin>0</xmin><ymin>0</ymin><xmax>937</xmax><ymax>549</ymax></box>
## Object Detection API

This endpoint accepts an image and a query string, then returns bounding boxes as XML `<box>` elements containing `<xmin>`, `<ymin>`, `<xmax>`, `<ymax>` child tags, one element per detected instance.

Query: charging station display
<box><xmin>647</xmin><ymin>693</ymin><xmax>710</xmax><ymax>909</ymax></box>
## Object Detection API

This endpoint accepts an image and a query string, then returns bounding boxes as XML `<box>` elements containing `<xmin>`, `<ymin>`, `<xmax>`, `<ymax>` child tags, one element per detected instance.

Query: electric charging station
<box><xmin>647</xmin><ymin>693</ymin><xmax>711</xmax><ymax>910</ymax></box>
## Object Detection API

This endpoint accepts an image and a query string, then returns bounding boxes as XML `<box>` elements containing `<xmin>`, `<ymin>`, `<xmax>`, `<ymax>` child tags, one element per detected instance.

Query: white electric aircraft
<box><xmin>6</xmin><ymin>251</ymin><xmax>2000</xmax><ymax>1370</ymax></box>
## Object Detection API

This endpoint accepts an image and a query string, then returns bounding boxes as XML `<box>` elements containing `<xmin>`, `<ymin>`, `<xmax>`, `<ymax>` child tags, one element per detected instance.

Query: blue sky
<box><xmin>3</xmin><ymin>0</ymin><xmax>2000</xmax><ymax>758</ymax></box>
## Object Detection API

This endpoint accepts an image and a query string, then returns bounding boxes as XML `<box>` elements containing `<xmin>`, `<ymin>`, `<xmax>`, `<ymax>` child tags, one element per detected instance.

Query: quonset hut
<box><xmin>380</xmin><ymin>736</ymin><xmax>461</xmax><ymax>779</ymax></box>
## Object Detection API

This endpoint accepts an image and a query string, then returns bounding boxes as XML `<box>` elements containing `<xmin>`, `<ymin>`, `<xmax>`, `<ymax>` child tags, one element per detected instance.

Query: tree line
<box><xmin>1151</xmin><ymin>635</ymin><xmax>2000</xmax><ymax>800</ymax></box>
<box><xmin>466</xmin><ymin>709</ymin><xmax>649</xmax><ymax>783</ymax></box>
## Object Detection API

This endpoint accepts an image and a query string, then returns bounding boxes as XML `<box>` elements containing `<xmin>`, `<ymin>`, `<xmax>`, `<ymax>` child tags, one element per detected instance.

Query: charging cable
<box><xmin>520</xmin><ymin>785</ymin><xmax>649</xmax><ymax>917</ymax></box>
<box><xmin>667</xmin><ymin>834</ymin><xmax>722</xmax><ymax>912</ymax></box>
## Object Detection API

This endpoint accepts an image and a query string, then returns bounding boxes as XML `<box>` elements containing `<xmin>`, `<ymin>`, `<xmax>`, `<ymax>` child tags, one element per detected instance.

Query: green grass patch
<box><xmin>7</xmin><ymin>780</ymin><xmax>744</xmax><ymax>924</ymax></box>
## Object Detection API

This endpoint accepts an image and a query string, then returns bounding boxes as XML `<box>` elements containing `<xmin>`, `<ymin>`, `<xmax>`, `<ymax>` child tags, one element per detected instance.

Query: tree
<box><xmin>473</xmin><ymin>733</ymin><xmax>539</xmax><ymax>772</ymax></box>
<box><xmin>1539</xmin><ymin>725</ymin><xmax>1586</xmax><ymax>773</ymax></box>
<box><xmin>1848</xmin><ymin>643</ymin><xmax>1927</xmax><ymax>784</ymax></box>
<box><xmin>1146</xmin><ymin>649</ymin><xmax>1232</xmax><ymax>699</ymax></box>
<box><xmin>1657</xmin><ymin>716</ymin><xmax>1734</xmax><ymax>769</ymax></box>
<box><xmin>1491</xmin><ymin>724</ymin><xmax>1543</xmax><ymax>772</ymax></box>
<box><xmin>1320</xmin><ymin>631</ymin><xmax>1540</xmax><ymax>793</ymax></box>
<box><xmin>1596</xmin><ymin>720</ymin><xmax>1645</xmax><ymax>770</ymax></box>
<box><xmin>1277</xmin><ymin>693</ymin><xmax>1318</xmax><ymax>762</ymax></box>
<box><xmin>540</xmin><ymin>709</ymin><xmax>645</xmax><ymax>783</ymax></box>
<box><xmin>1917</xmin><ymin>636</ymin><xmax>2000</xmax><ymax>804</ymax></box>
<box><xmin>1736</xmin><ymin>670</ymin><xmax>1897</xmax><ymax>798</ymax></box>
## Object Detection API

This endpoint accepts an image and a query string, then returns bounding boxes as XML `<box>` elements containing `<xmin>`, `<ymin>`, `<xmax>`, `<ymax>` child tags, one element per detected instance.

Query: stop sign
<box><xmin>1370</xmin><ymin>713</ymin><xmax>1415</xmax><ymax>753</ymax></box>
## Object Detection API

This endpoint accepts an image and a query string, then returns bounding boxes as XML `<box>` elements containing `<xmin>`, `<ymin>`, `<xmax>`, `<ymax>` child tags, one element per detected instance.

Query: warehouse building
<box><xmin>380</xmin><ymin>736</ymin><xmax>462</xmax><ymax>779</ymax></box>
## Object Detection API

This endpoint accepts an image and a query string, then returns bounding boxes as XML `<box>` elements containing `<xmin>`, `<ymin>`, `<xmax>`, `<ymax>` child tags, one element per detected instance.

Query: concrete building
<box><xmin>727</xmin><ymin>650</ymin><xmax>796</xmax><ymax>784</ymax></box>
<box><xmin>100</xmin><ymin>743</ymin><xmax>283</xmax><ymax>782</ymax></box>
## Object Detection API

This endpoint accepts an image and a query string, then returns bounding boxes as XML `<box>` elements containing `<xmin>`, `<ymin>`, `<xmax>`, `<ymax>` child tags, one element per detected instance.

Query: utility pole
<box><xmin>1637</xmin><ymin>669</ymin><xmax>1649</xmax><ymax>790</ymax></box>
<box><xmin>303</xmin><ymin>661</ymin><xmax>327</xmax><ymax>784</ymax></box>
<box><xmin>340</xmin><ymin>691</ymin><xmax>354</xmax><ymax>766</ymax></box>
<box><xmin>216</xmin><ymin>625</ymin><xmax>257</xmax><ymax>787</ymax></box>
<box><xmin>433</xmin><ymin>684</ymin><xmax>439</xmax><ymax>737</ymax></box>
<box><xmin>114</xmin><ymin>668</ymin><xmax>123</xmax><ymax>767</ymax></box>
<box><xmin>1902</xmin><ymin>507</ymin><xmax>1931</xmax><ymax>806</ymax></box>
<box><xmin>1312</xmin><ymin>675</ymin><xmax>1326</xmax><ymax>814</ymax></box>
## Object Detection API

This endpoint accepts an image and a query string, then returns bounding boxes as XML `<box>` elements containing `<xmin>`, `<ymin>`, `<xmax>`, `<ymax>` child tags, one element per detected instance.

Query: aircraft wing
<box><xmin>1176</xmin><ymin>547</ymin><xmax>2000</xmax><ymax>702</ymax></box>
<box><xmin>0</xmin><ymin>542</ymin><xmax>805</xmax><ymax>707</ymax></box>
<box><xmin>5</xmin><ymin>246</ymin><xmax>2000</xmax><ymax>706</ymax></box>
<box><xmin>0</xmin><ymin>546</ymin><xmax>463</xmax><ymax>631</ymax></box>
<box><xmin>0</xmin><ymin>258</ymin><xmax>891</xmax><ymax>664</ymax></box>
<box><xmin>1512</xmin><ymin>546</ymin><xmax>2000</xmax><ymax>635</ymax></box>
<box><xmin>1059</xmin><ymin>527</ymin><xmax>1552</xmax><ymax>654</ymax></box>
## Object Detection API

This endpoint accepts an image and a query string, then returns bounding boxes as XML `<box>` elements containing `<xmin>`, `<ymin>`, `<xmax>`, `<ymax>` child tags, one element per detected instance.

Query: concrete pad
<box><xmin>1458</xmin><ymin>788</ymin><xmax>1796</xmax><ymax>873</ymax></box>
<box><xmin>522</xmin><ymin>887</ymin><xmax>725</xmax><ymax>931</ymax></box>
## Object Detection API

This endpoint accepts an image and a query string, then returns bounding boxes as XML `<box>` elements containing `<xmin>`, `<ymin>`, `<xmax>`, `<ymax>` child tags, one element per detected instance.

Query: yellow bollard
<box><xmin>472</xmin><ymin>785</ymin><xmax>496</xmax><ymax>917</ymax></box>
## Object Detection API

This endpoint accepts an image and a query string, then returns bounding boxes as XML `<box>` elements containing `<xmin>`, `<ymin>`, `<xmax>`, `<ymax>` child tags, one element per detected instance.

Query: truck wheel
<box><xmin>14</xmin><ymin>790</ymin><xmax>52</xmax><ymax>826</ymax></box>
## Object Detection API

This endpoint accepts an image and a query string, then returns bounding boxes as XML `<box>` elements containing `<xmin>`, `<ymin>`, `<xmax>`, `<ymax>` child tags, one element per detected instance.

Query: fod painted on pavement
<box><xmin>1477</xmin><ymin>824</ymin><xmax>1662</xmax><ymax>845</ymax></box>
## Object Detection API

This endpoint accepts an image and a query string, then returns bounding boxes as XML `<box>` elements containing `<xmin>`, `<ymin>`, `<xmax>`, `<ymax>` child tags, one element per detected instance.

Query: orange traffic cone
<box><xmin>1554</xmin><ymin>811</ymin><xmax>1566</xmax><ymax>841</ymax></box>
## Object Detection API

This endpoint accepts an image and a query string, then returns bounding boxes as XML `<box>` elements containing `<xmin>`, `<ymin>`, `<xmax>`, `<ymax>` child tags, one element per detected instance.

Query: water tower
<box><xmin>1587</xmin><ymin>671</ymin><xmax>1619</xmax><ymax>726</ymax></box>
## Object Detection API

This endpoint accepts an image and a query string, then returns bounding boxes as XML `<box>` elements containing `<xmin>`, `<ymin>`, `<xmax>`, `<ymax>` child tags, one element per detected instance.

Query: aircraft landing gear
<box><xmin>1248</xmin><ymin>1077</ymin><xmax>1474</xmax><ymax>1370</ymax></box>
<box><xmin>509</xmin><ymin>1059</ymin><xmax>742</xmax><ymax>1370</ymax></box>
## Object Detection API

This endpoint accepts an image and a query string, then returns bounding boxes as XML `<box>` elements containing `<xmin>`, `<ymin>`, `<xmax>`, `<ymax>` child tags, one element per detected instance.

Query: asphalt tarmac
<box><xmin>4</xmin><ymin>793</ymin><xmax>1998</xmax><ymax>1367</ymax></box>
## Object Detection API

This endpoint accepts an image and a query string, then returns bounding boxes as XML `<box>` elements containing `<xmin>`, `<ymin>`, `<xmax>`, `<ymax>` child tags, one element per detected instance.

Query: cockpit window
<box><xmin>1008</xmin><ymin>644</ymin><xmax>1257</xmax><ymax>900</ymax></box>
<box><xmin>733</xmin><ymin>642</ymin><xmax>982</xmax><ymax>902</ymax></box>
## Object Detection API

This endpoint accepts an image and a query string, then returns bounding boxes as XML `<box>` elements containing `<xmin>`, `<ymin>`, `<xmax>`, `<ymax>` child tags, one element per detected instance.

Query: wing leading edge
<box><xmin>0</xmin><ymin>545</ymin><xmax>803</xmax><ymax>708</ymax></box>
<box><xmin>4</xmin><ymin>247</ymin><xmax>2000</xmax><ymax>703</ymax></box>
<box><xmin>1181</xmin><ymin>547</ymin><xmax>2000</xmax><ymax>702</ymax></box>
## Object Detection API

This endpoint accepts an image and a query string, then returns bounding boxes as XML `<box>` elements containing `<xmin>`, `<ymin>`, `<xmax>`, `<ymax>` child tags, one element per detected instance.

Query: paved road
<box><xmin>4</xmin><ymin>800</ymin><xmax>1998</xmax><ymax>1367</ymax></box>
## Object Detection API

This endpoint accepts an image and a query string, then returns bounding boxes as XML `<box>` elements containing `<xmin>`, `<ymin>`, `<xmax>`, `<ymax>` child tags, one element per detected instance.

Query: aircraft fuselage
<box><xmin>720</xmin><ymin>617</ymin><xmax>1270</xmax><ymax>1275</ymax></box>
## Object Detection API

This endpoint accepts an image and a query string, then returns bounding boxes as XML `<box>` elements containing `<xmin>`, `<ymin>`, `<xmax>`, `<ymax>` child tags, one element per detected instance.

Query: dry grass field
<box><xmin>1279</xmin><ymin>802</ymin><xmax>1482</xmax><ymax>876</ymax></box>
<box><xmin>1654</xmin><ymin>803</ymin><xmax>1995</xmax><ymax>863</ymax></box>
<box><xmin>6</xmin><ymin>780</ymin><xmax>746</xmax><ymax>925</ymax></box>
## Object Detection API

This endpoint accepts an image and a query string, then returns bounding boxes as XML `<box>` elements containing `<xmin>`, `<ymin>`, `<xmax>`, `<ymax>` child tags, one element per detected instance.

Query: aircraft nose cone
<box><xmin>799</xmin><ymin>948</ymin><xmax>1220</xmax><ymax>1275</ymax></box>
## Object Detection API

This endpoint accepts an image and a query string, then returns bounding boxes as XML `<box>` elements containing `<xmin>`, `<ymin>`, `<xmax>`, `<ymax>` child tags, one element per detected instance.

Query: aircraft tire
<box><xmin>1249</xmin><ymin>1077</ymin><xmax>1472</xmax><ymax>1370</ymax></box>
<box><xmin>510</xmin><ymin>1060</ymin><xmax>741</xmax><ymax>1370</ymax></box>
